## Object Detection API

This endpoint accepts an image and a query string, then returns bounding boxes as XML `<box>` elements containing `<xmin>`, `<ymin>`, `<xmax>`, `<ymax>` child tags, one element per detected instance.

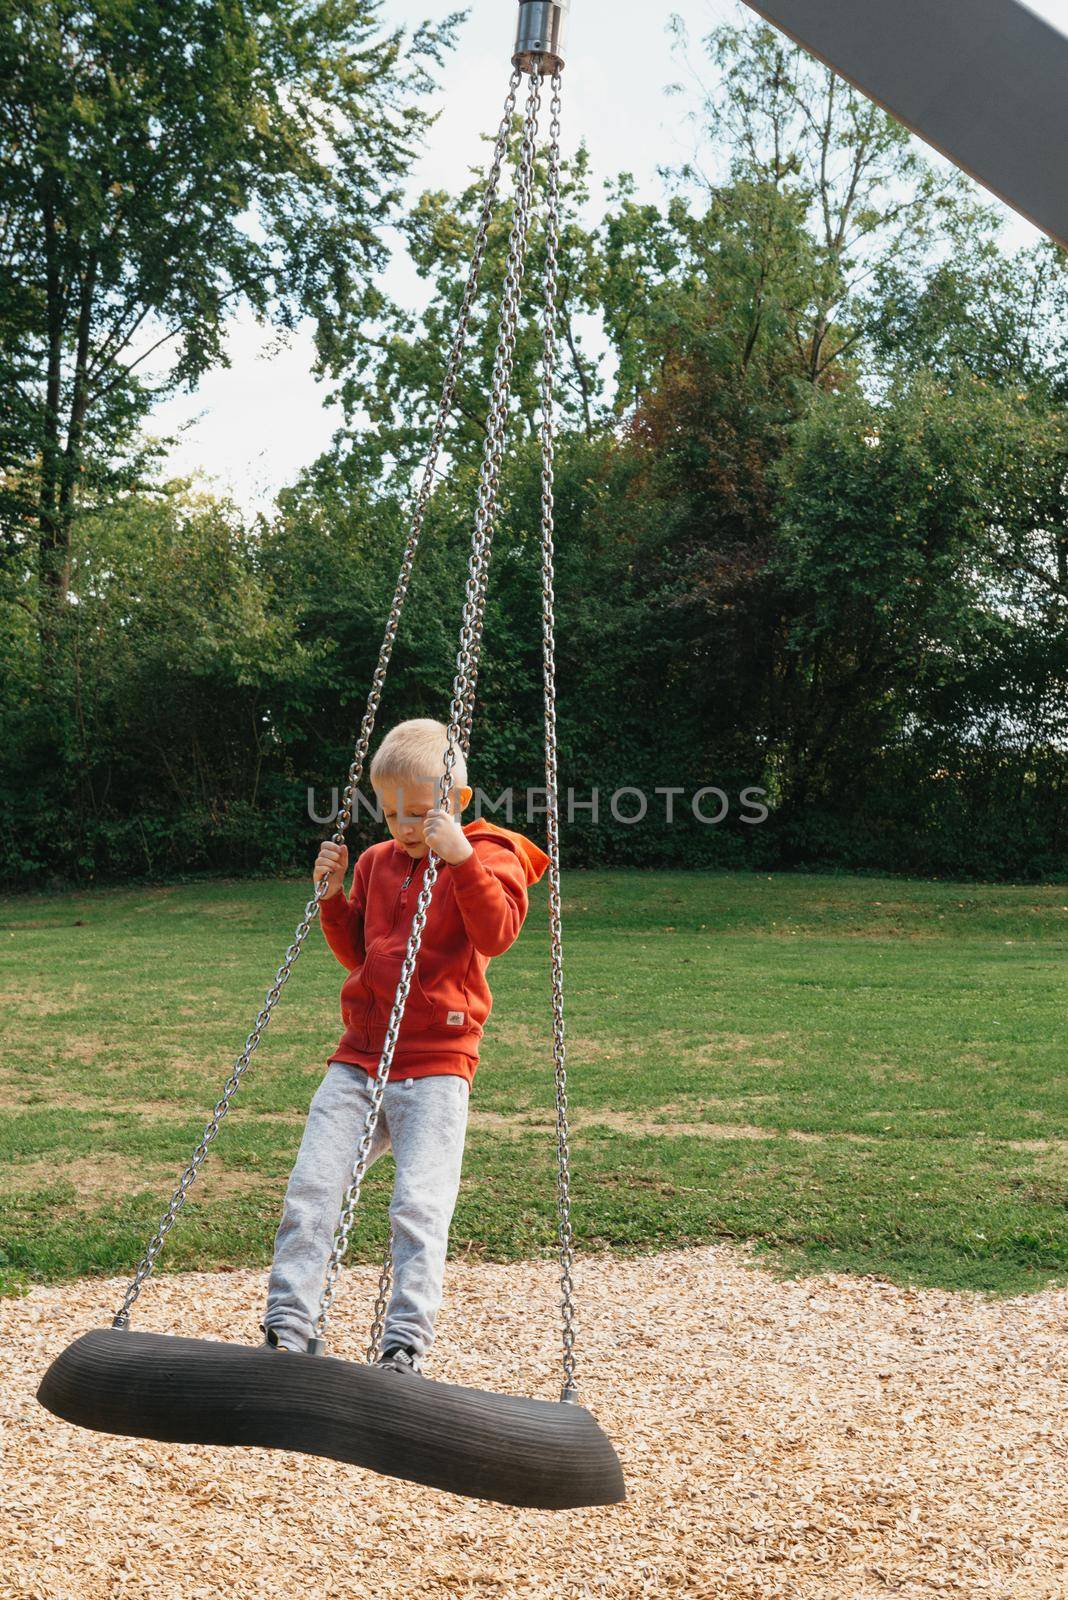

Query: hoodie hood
<box><xmin>461</xmin><ymin>818</ymin><xmax>550</xmax><ymax>886</ymax></box>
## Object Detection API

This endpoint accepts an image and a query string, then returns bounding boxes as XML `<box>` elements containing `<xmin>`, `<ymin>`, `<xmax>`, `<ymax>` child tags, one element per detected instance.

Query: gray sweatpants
<box><xmin>263</xmin><ymin>1062</ymin><xmax>470</xmax><ymax>1357</ymax></box>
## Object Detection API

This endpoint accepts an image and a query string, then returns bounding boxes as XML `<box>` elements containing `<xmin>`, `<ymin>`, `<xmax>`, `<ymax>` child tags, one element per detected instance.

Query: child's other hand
<box><xmin>315</xmin><ymin>840</ymin><xmax>348</xmax><ymax>898</ymax></box>
<box><xmin>423</xmin><ymin>807</ymin><xmax>473</xmax><ymax>865</ymax></box>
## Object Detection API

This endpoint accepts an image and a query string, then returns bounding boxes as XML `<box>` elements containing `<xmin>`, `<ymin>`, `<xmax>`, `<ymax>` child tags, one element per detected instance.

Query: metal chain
<box><xmin>313</xmin><ymin>67</ymin><xmax>546</xmax><ymax>1355</ymax></box>
<box><xmin>110</xmin><ymin>72</ymin><xmax>523</xmax><ymax>1332</ymax></box>
<box><xmin>366</xmin><ymin>1225</ymin><xmax>395</xmax><ymax>1361</ymax></box>
<box><xmin>537</xmin><ymin>71</ymin><xmax>579</xmax><ymax>1403</ymax></box>
<box><xmin>365</xmin><ymin>70</ymin><xmax>539</xmax><ymax>1361</ymax></box>
<box><xmin>362</xmin><ymin>71</ymin><xmax>528</xmax><ymax>1360</ymax></box>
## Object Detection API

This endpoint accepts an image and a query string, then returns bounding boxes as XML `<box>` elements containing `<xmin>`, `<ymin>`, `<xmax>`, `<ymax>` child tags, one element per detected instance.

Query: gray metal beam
<box><xmin>741</xmin><ymin>0</ymin><xmax>1068</xmax><ymax>250</ymax></box>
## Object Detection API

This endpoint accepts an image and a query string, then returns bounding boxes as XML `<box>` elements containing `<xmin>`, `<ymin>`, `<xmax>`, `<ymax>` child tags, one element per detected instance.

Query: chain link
<box><xmin>365</xmin><ymin>1225</ymin><xmax>395</xmax><ymax>1361</ymax></box>
<box><xmin>313</xmin><ymin>68</ymin><xmax>546</xmax><ymax>1353</ymax></box>
<box><xmin>111</xmin><ymin>72</ymin><xmax>523</xmax><ymax>1332</ymax></box>
<box><xmin>536</xmin><ymin>71</ymin><xmax>578</xmax><ymax>1402</ymax></box>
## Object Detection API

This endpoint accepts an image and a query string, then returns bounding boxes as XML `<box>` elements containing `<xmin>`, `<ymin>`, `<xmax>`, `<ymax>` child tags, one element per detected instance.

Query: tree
<box><xmin>667</xmin><ymin>17</ymin><xmax>982</xmax><ymax>383</ymax></box>
<box><xmin>874</xmin><ymin>238</ymin><xmax>1068</xmax><ymax>401</ymax></box>
<box><xmin>769</xmin><ymin>372</ymin><xmax>1068</xmax><ymax>826</ymax></box>
<box><xmin>0</xmin><ymin>0</ymin><xmax>457</xmax><ymax>644</ymax></box>
<box><xmin>326</xmin><ymin>132</ymin><xmax>604</xmax><ymax>493</ymax></box>
<box><xmin>0</xmin><ymin>478</ymin><xmax>307</xmax><ymax>879</ymax></box>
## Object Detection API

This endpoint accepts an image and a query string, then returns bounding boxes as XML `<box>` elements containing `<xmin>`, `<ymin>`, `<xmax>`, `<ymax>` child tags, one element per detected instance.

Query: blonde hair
<box><xmin>370</xmin><ymin>718</ymin><xmax>468</xmax><ymax>797</ymax></box>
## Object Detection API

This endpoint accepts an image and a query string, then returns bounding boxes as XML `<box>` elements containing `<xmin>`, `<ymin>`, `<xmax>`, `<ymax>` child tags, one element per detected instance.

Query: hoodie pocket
<box><xmin>394</xmin><ymin>964</ymin><xmax>438</xmax><ymax>1037</ymax></box>
<box><xmin>356</xmin><ymin>941</ymin><xmax>439</xmax><ymax>1039</ymax></box>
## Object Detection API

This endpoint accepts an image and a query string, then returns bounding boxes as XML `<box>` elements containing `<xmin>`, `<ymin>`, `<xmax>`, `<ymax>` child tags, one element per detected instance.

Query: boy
<box><xmin>261</xmin><ymin>718</ymin><xmax>549</xmax><ymax>1373</ymax></box>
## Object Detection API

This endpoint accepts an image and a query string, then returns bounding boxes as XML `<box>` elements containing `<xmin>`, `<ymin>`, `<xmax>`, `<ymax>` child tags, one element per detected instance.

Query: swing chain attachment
<box><xmin>514</xmin><ymin>0</ymin><xmax>569</xmax><ymax>75</ymax></box>
<box><xmin>109</xmin><ymin>68</ymin><xmax>523</xmax><ymax>1336</ymax></box>
<box><xmin>309</xmin><ymin>67</ymin><xmax>547</xmax><ymax>1358</ymax></box>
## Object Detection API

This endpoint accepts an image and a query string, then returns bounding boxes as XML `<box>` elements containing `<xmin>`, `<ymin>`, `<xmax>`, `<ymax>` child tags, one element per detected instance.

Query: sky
<box><xmin>148</xmin><ymin>0</ymin><xmax>1068</xmax><ymax>517</ymax></box>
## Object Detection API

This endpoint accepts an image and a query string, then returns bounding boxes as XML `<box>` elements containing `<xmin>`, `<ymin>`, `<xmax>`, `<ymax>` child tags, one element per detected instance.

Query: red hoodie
<box><xmin>319</xmin><ymin>819</ymin><xmax>550</xmax><ymax>1087</ymax></box>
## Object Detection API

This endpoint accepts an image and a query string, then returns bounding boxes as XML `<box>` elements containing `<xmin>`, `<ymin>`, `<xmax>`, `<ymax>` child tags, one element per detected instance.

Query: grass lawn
<box><xmin>0</xmin><ymin>869</ymin><xmax>1066</xmax><ymax>1302</ymax></box>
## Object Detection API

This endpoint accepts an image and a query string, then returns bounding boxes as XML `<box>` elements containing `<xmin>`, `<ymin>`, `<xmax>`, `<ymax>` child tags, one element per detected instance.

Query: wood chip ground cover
<box><xmin>3</xmin><ymin>1243</ymin><xmax>1067</xmax><ymax>1598</ymax></box>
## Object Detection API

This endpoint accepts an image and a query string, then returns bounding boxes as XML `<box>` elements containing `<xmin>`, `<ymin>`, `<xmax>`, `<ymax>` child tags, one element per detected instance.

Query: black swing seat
<box><xmin>37</xmin><ymin>1328</ymin><xmax>626</xmax><ymax>1510</ymax></box>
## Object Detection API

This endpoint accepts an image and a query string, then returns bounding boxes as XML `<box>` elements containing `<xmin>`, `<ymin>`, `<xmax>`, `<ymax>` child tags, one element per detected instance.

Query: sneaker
<box><xmin>262</xmin><ymin>1324</ymin><xmax>304</xmax><ymax>1353</ymax></box>
<box><xmin>376</xmin><ymin>1343</ymin><xmax>424</xmax><ymax>1376</ymax></box>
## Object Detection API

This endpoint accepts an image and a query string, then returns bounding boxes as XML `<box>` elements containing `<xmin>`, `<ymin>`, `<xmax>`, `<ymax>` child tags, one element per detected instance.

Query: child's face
<box><xmin>374</xmin><ymin>777</ymin><xmax>470</xmax><ymax>858</ymax></box>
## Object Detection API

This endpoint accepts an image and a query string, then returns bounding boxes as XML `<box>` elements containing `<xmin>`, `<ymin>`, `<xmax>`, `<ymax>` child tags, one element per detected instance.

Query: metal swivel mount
<box><xmin>514</xmin><ymin>0</ymin><xmax>570</xmax><ymax>75</ymax></box>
